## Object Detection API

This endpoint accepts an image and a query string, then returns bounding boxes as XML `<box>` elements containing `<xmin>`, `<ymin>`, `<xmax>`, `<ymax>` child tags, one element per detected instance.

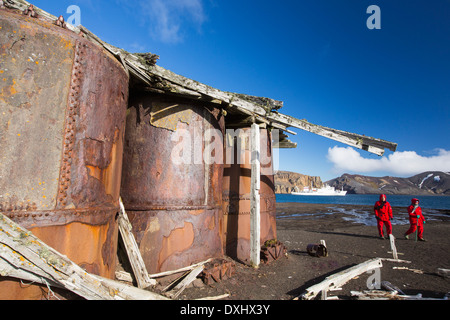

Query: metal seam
<box><xmin>57</xmin><ymin>40</ymin><xmax>83</xmax><ymax>208</ymax></box>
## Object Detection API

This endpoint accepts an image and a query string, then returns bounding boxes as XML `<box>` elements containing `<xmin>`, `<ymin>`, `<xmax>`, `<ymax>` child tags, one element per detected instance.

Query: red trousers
<box><xmin>405</xmin><ymin>221</ymin><xmax>424</xmax><ymax>239</ymax></box>
<box><xmin>377</xmin><ymin>219</ymin><xmax>392</xmax><ymax>237</ymax></box>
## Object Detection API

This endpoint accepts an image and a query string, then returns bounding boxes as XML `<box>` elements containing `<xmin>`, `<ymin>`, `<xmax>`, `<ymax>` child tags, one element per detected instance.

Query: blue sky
<box><xmin>33</xmin><ymin>0</ymin><xmax>450</xmax><ymax>181</ymax></box>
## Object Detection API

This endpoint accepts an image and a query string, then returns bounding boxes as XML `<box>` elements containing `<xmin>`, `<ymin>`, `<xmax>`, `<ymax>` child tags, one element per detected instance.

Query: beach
<box><xmin>178</xmin><ymin>203</ymin><xmax>450</xmax><ymax>300</ymax></box>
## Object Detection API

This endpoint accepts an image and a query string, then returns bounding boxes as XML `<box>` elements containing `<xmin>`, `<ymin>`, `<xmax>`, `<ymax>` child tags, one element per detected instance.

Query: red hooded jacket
<box><xmin>374</xmin><ymin>194</ymin><xmax>393</xmax><ymax>221</ymax></box>
<box><xmin>407</xmin><ymin>198</ymin><xmax>425</xmax><ymax>225</ymax></box>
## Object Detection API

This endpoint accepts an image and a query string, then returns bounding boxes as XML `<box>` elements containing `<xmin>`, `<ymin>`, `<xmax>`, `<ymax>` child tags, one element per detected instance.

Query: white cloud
<box><xmin>137</xmin><ymin>0</ymin><xmax>206</xmax><ymax>43</ymax></box>
<box><xmin>327</xmin><ymin>146</ymin><xmax>450</xmax><ymax>177</ymax></box>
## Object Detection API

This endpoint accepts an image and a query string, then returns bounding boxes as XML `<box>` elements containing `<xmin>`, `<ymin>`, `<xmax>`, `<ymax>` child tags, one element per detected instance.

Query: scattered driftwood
<box><xmin>148</xmin><ymin>258</ymin><xmax>213</xmax><ymax>279</ymax></box>
<box><xmin>0</xmin><ymin>213</ymin><xmax>168</xmax><ymax>300</ymax></box>
<box><xmin>298</xmin><ymin>258</ymin><xmax>383</xmax><ymax>300</ymax></box>
<box><xmin>393</xmin><ymin>266</ymin><xmax>424</xmax><ymax>274</ymax></box>
<box><xmin>381</xmin><ymin>281</ymin><xmax>406</xmax><ymax>295</ymax></box>
<box><xmin>351</xmin><ymin>290</ymin><xmax>449</xmax><ymax>300</ymax></box>
<box><xmin>196</xmin><ymin>293</ymin><xmax>230</xmax><ymax>300</ymax></box>
<box><xmin>382</xmin><ymin>258</ymin><xmax>411</xmax><ymax>264</ymax></box>
<box><xmin>118</xmin><ymin>198</ymin><xmax>156</xmax><ymax>288</ymax></box>
<box><xmin>166</xmin><ymin>265</ymin><xmax>205</xmax><ymax>299</ymax></box>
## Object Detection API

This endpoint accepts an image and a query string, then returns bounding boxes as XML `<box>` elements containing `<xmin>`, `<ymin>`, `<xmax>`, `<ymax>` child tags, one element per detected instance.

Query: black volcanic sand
<box><xmin>177</xmin><ymin>203</ymin><xmax>450</xmax><ymax>300</ymax></box>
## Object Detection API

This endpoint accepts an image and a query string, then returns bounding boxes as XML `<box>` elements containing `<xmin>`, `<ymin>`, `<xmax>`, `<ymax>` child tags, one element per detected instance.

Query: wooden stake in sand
<box><xmin>389</xmin><ymin>234</ymin><xmax>398</xmax><ymax>260</ymax></box>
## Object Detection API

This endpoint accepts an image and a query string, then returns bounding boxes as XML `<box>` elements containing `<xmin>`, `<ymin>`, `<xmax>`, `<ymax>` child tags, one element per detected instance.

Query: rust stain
<box><xmin>0</xmin><ymin>8</ymin><xmax>128</xmax><ymax>299</ymax></box>
<box><xmin>150</xmin><ymin>103</ymin><xmax>193</xmax><ymax>131</ymax></box>
<box><xmin>222</xmin><ymin>128</ymin><xmax>277</xmax><ymax>264</ymax></box>
<box><xmin>159</xmin><ymin>222</ymin><xmax>195</xmax><ymax>267</ymax></box>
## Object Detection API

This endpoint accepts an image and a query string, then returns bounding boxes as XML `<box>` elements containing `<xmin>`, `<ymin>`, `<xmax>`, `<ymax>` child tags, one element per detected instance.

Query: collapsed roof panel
<box><xmin>4</xmin><ymin>0</ymin><xmax>398</xmax><ymax>155</ymax></box>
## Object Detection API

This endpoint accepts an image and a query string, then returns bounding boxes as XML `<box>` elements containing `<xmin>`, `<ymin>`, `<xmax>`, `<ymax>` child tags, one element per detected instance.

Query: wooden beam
<box><xmin>250</xmin><ymin>123</ymin><xmax>261</xmax><ymax>268</ymax></box>
<box><xmin>65</xmin><ymin>17</ymin><xmax>399</xmax><ymax>157</ymax></box>
<box><xmin>148</xmin><ymin>259</ymin><xmax>213</xmax><ymax>279</ymax></box>
<box><xmin>267</xmin><ymin>113</ymin><xmax>398</xmax><ymax>156</ymax></box>
<box><xmin>118</xmin><ymin>198</ymin><xmax>156</xmax><ymax>288</ymax></box>
<box><xmin>299</xmin><ymin>258</ymin><xmax>383</xmax><ymax>300</ymax></box>
<box><xmin>0</xmin><ymin>213</ymin><xmax>168</xmax><ymax>300</ymax></box>
<box><xmin>167</xmin><ymin>265</ymin><xmax>205</xmax><ymax>299</ymax></box>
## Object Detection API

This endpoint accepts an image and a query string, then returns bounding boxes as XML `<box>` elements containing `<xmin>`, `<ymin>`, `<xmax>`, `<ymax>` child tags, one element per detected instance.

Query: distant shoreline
<box><xmin>275</xmin><ymin>193</ymin><xmax>450</xmax><ymax>197</ymax></box>
<box><xmin>275</xmin><ymin>202</ymin><xmax>450</xmax><ymax>217</ymax></box>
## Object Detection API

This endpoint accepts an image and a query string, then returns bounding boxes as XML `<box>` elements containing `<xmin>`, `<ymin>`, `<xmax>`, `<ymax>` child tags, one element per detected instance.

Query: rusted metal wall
<box><xmin>222</xmin><ymin>128</ymin><xmax>277</xmax><ymax>265</ymax></box>
<box><xmin>121</xmin><ymin>93</ymin><xmax>224</xmax><ymax>274</ymax></box>
<box><xmin>0</xmin><ymin>9</ymin><xmax>129</xmax><ymax>299</ymax></box>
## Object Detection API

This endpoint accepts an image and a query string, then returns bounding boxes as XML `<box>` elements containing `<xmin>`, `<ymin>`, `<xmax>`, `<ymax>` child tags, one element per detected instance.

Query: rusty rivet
<box><xmin>23</xmin><ymin>5</ymin><xmax>38</xmax><ymax>18</ymax></box>
<box><xmin>54</xmin><ymin>15</ymin><xmax>67</xmax><ymax>28</ymax></box>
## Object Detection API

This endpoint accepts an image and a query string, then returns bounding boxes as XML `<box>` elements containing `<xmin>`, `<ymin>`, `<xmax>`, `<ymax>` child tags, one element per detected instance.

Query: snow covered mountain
<box><xmin>326</xmin><ymin>171</ymin><xmax>450</xmax><ymax>195</ymax></box>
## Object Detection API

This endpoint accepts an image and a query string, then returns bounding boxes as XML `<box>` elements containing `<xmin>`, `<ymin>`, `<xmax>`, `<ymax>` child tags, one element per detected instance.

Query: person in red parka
<box><xmin>405</xmin><ymin>198</ymin><xmax>426</xmax><ymax>241</ymax></box>
<box><xmin>374</xmin><ymin>194</ymin><xmax>393</xmax><ymax>239</ymax></box>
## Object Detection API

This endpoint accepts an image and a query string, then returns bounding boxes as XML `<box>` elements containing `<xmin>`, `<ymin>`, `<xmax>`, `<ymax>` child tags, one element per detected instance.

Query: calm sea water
<box><xmin>276</xmin><ymin>193</ymin><xmax>450</xmax><ymax>210</ymax></box>
<box><xmin>276</xmin><ymin>194</ymin><xmax>450</xmax><ymax>226</ymax></box>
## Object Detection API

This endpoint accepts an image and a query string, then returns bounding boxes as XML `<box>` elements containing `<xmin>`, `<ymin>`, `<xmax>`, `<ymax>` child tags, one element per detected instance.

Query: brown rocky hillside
<box><xmin>274</xmin><ymin>171</ymin><xmax>323</xmax><ymax>194</ymax></box>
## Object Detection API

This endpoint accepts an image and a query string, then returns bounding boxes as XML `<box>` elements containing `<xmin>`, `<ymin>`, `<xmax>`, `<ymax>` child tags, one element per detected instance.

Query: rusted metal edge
<box><xmin>2</xmin><ymin>207</ymin><xmax>118</xmax><ymax>228</ymax></box>
<box><xmin>56</xmin><ymin>40</ymin><xmax>84</xmax><ymax>209</ymax></box>
<box><xmin>123</xmin><ymin>205</ymin><xmax>222</xmax><ymax>212</ymax></box>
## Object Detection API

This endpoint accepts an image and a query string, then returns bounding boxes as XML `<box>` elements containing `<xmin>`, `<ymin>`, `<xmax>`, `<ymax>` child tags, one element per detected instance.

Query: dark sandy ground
<box><xmin>177</xmin><ymin>203</ymin><xmax>450</xmax><ymax>301</ymax></box>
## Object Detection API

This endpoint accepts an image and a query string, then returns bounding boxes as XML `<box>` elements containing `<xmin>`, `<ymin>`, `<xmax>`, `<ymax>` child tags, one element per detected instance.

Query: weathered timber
<box><xmin>267</xmin><ymin>113</ymin><xmax>398</xmax><ymax>156</ymax></box>
<box><xmin>250</xmin><ymin>123</ymin><xmax>261</xmax><ymax>268</ymax></box>
<box><xmin>388</xmin><ymin>234</ymin><xmax>398</xmax><ymax>260</ymax></box>
<box><xmin>118</xmin><ymin>198</ymin><xmax>156</xmax><ymax>288</ymax></box>
<box><xmin>299</xmin><ymin>258</ymin><xmax>383</xmax><ymax>300</ymax></box>
<box><xmin>167</xmin><ymin>265</ymin><xmax>205</xmax><ymax>299</ymax></box>
<box><xmin>0</xmin><ymin>213</ymin><xmax>168</xmax><ymax>300</ymax></box>
<box><xmin>148</xmin><ymin>259</ymin><xmax>213</xmax><ymax>279</ymax></box>
<box><xmin>351</xmin><ymin>290</ymin><xmax>448</xmax><ymax>300</ymax></box>
<box><xmin>196</xmin><ymin>294</ymin><xmax>231</xmax><ymax>300</ymax></box>
<box><xmin>79</xmin><ymin>24</ymin><xmax>397</xmax><ymax>156</ymax></box>
<box><xmin>5</xmin><ymin>0</ymin><xmax>399</xmax><ymax>155</ymax></box>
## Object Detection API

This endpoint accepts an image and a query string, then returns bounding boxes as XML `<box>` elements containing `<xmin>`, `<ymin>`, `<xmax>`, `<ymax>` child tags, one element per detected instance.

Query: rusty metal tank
<box><xmin>0</xmin><ymin>8</ymin><xmax>129</xmax><ymax>299</ymax></box>
<box><xmin>222</xmin><ymin>128</ymin><xmax>277</xmax><ymax>264</ymax></box>
<box><xmin>120</xmin><ymin>93</ymin><xmax>225</xmax><ymax>274</ymax></box>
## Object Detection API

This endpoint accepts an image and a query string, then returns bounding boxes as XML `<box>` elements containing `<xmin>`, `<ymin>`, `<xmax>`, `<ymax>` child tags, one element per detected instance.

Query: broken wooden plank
<box><xmin>148</xmin><ymin>258</ymin><xmax>213</xmax><ymax>279</ymax></box>
<box><xmin>381</xmin><ymin>280</ymin><xmax>406</xmax><ymax>295</ymax></box>
<box><xmin>91</xmin><ymin>274</ymin><xmax>170</xmax><ymax>301</ymax></box>
<box><xmin>6</xmin><ymin>1</ymin><xmax>398</xmax><ymax>157</ymax></box>
<box><xmin>299</xmin><ymin>258</ymin><xmax>383</xmax><ymax>300</ymax></box>
<box><xmin>267</xmin><ymin>113</ymin><xmax>398</xmax><ymax>156</ymax></box>
<box><xmin>388</xmin><ymin>234</ymin><xmax>398</xmax><ymax>260</ymax></box>
<box><xmin>351</xmin><ymin>290</ymin><xmax>448</xmax><ymax>301</ymax></box>
<box><xmin>0</xmin><ymin>212</ymin><xmax>167</xmax><ymax>300</ymax></box>
<box><xmin>168</xmin><ymin>265</ymin><xmax>205</xmax><ymax>299</ymax></box>
<box><xmin>393</xmin><ymin>266</ymin><xmax>424</xmax><ymax>274</ymax></box>
<box><xmin>0</xmin><ymin>213</ymin><xmax>114</xmax><ymax>300</ymax></box>
<box><xmin>382</xmin><ymin>258</ymin><xmax>411</xmax><ymax>264</ymax></box>
<box><xmin>118</xmin><ymin>198</ymin><xmax>156</xmax><ymax>288</ymax></box>
<box><xmin>115</xmin><ymin>270</ymin><xmax>134</xmax><ymax>283</ymax></box>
